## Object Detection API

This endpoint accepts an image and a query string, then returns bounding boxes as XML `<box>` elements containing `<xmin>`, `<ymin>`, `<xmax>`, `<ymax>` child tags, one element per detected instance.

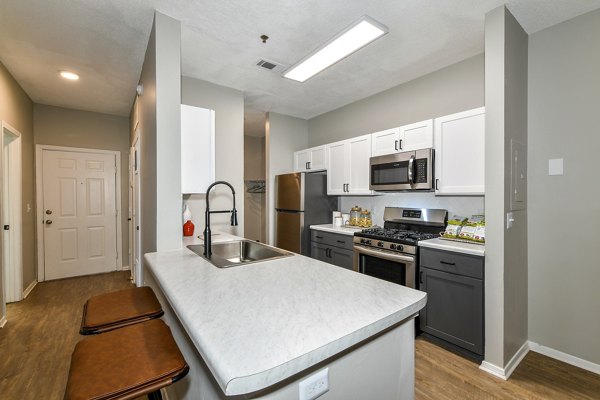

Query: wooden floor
<box><xmin>0</xmin><ymin>272</ymin><xmax>133</xmax><ymax>400</ymax></box>
<box><xmin>1</xmin><ymin>272</ymin><xmax>599</xmax><ymax>400</ymax></box>
<box><xmin>416</xmin><ymin>337</ymin><xmax>600</xmax><ymax>400</ymax></box>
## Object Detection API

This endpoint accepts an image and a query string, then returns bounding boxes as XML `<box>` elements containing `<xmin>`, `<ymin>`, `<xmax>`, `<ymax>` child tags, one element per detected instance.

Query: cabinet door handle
<box><xmin>308</xmin><ymin>161</ymin><xmax>311</xmax><ymax>169</ymax></box>
<box><xmin>419</xmin><ymin>271</ymin><xmax>424</xmax><ymax>284</ymax></box>
<box><xmin>395</xmin><ymin>140</ymin><xmax>399</xmax><ymax>151</ymax></box>
<box><xmin>305</xmin><ymin>162</ymin><xmax>309</xmax><ymax>169</ymax></box>
<box><xmin>337</xmin><ymin>240</ymin><xmax>345</xmax><ymax>244</ymax></box>
<box><xmin>440</xmin><ymin>260</ymin><xmax>456</xmax><ymax>266</ymax></box>
<box><xmin>316</xmin><ymin>235</ymin><xmax>324</xmax><ymax>239</ymax></box>
<box><xmin>435</xmin><ymin>179</ymin><xmax>439</xmax><ymax>191</ymax></box>
<box><xmin>326</xmin><ymin>248</ymin><xmax>332</xmax><ymax>258</ymax></box>
<box><xmin>399</xmin><ymin>139</ymin><xmax>403</xmax><ymax>150</ymax></box>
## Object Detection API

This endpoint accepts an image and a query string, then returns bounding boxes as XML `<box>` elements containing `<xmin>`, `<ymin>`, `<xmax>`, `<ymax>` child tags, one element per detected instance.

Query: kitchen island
<box><xmin>144</xmin><ymin>235</ymin><xmax>427</xmax><ymax>399</ymax></box>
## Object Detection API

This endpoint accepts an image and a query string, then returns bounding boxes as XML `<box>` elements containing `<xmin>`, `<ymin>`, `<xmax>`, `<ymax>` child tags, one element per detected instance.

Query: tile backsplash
<box><xmin>340</xmin><ymin>193</ymin><xmax>484</xmax><ymax>227</ymax></box>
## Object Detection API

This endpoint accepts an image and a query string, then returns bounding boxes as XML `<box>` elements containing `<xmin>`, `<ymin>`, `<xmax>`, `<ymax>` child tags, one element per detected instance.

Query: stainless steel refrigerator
<box><xmin>275</xmin><ymin>171</ymin><xmax>339</xmax><ymax>256</ymax></box>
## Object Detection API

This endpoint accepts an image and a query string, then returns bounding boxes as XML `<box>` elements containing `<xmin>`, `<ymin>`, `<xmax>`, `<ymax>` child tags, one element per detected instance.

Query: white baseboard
<box><xmin>529</xmin><ymin>341</ymin><xmax>600</xmax><ymax>375</ymax></box>
<box><xmin>121</xmin><ymin>265</ymin><xmax>131</xmax><ymax>271</ymax></box>
<box><xmin>0</xmin><ymin>315</ymin><xmax>7</xmax><ymax>328</ymax></box>
<box><xmin>22</xmin><ymin>280</ymin><xmax>38</xmax><ymax>299</ymax></box>
<box><xmin>479</xmin><ymin>361</ymin><xmax>507</xmax><ymax>379</ymax></box>
<box><xmin>479</xmin><ymin>340</ymin><xmax>529</xmax><ymax>380</ymax></box>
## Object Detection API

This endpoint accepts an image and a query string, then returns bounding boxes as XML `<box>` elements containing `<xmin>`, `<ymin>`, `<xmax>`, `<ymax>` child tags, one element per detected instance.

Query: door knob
<box><xmin>46</xmin><ymin>210</ymin><xmax>52</xmax><ymax>215</ymax></box>
<box><xmin>45</xmin><ymin>220</ymin><xmax>53</xmax><ymax>225</ymax></box>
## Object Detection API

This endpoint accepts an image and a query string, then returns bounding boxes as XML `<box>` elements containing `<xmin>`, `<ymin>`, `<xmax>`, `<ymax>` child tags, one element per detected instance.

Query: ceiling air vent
<box><xmin>256</xmin><ymin>59</ymin><xmax>284</xmax><ymax>72</ymax></box>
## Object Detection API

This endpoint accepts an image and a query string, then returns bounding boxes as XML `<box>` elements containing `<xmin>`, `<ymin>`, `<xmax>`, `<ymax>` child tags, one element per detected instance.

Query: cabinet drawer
<box><xmin>310</xmin><ymin>230</ymin><xmax>353</xmax><ymax>251</ymax></box>
<box><xmin>420</xmin><ymin>248</ymin><xmax>483</xmax><ymax>279</ymax></box>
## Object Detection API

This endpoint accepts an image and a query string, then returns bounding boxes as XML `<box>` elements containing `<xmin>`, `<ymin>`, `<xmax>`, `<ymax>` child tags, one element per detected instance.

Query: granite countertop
<box><xmin>419</xmin><ymin>237</ymin><xmax>485</xmax><ymax>257</ymax></box>
<box><xmin>310</xmin><ymin>223</ymin><xmax>364</xmax><ymax>236</ymax></box>
<box><xmin>145</xmin><ymin>235</ymin><xmax>427</xmax><ymax>396</ymax></box>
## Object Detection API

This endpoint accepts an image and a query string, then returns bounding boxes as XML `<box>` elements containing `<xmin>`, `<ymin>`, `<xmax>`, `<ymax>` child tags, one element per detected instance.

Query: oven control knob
<box><xmin>366</xmin><ymin>240</ymin><xmax>372</xmax><ymax>245</ymax></box>
<box><xmin>398</xmin><ymin>245</ymin><xmax>403</xmax><ymax>251</ymax></box>
<box><xmin>377</xmin><ymin>241</ymin><xmax>384</xmax><ymax>247</ymax></box>
<box><xmin>390</xmin><ymin>244</ymin><xmax>396</xmax><ymax>250</ymax></box>
<box><xmin>360</xmin><ymin>239</ymin><xmax>366</xmax><ymax>244</ymax></box>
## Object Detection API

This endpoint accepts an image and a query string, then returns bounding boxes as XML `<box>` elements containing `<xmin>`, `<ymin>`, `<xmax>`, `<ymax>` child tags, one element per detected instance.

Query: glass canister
<box><xmin>349</xmin><ymin>206</ymin><xmax>362</xmax><ymax>226</ymax></box>
<box><xmin>359</xmin><ymin>210</ymin><xmax>372</xmax><ymax>227</ymax></box>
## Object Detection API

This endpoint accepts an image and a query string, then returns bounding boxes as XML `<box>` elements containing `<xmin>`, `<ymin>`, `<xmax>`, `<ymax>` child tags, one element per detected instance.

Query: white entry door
<box><xmin>42</xmin><ymin>149</ymin><xmax>117</xmax><ymax>280</ymax></box>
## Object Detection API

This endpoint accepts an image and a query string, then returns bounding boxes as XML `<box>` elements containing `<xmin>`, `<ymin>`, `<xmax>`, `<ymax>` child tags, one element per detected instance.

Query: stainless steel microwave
<box><xmin>369</xmin><ymin>148</ymin><xmax>434</xmax><ymax>191</ymax></box>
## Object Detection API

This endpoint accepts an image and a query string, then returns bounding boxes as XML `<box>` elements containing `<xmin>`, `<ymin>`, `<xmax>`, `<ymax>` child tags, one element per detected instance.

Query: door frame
<box><xmin>1</xmin><ymin>121</ymin><xmax>22</xmax><ymax>303</ymax></box>
<box><xmin>131</xmin><ymin>131</ymin><xmax>142</xmax><ymax>286</ymax></box>
<box><xmin>35</xmin><ymin>144</ymin><xmax>122</xmax><ymax>282</ymax></box>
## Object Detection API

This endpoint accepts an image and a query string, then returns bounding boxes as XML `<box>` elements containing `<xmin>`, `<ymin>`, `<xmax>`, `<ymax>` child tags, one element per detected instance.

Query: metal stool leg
<box><xmin>148</xmin><ymin>390</ymin><xmax>163</xmax><ymax>400</ymax></box>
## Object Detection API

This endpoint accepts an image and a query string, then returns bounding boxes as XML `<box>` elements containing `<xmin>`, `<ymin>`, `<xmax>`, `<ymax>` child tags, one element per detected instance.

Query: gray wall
<box><xmin>137</xmin><ymin>12</ymin><xmax>182</xmax><ymax>283</ymax></box>
<box><xmin>181</xmin><ymin>77</ymin><xmax>245</xmax><ymax>238</ymax></box>
<box><xmin>0</xmin><ymin>61</ymin><xmax>34</xmax><ymax>312</ymax></box>
<box><xmin>528</xmin><ymin>9</ymin><xmax>600</xmax><ymax>365</ymax></box>
<box><xmin>266</xmin><ymin>112</ymin><xmax>308</xmax><ymax>244</ymax></box>
<box><xmin>484</xmin><ymin>5</ymin><xmax>528</xmax><ymax>370</ymax></box>
<box><xmin>34</xmin><ymin>104</ymin><xmax>130</xmax><ymax>264</ymax></box>
<box><xmin>307</xmin><ymin>54</ymin><xmax>484</xmax><ymax>146</ymax></box>
<box><xmin>244</xmin><ymin>135</ymin><xmax>266</xmax><ymax>242</ymax></box>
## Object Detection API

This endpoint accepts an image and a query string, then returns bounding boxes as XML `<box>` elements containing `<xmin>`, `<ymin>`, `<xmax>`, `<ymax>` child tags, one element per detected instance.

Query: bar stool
<box><xmin>80</xmin><ymin>286</ymin><xmax>164</xmax><ymax>335</ymax></box>
<box><xmin>65</xmin><ymin>319</ymin><xmax>189</xmax><ymax>400</ymax></box>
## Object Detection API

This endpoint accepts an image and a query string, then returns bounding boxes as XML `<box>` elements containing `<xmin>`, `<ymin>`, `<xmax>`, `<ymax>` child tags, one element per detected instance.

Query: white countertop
<box><xmin>418</xmin><ymin>237</ymin><xmax>485</xmax><ymax>257</ymax></box>
<box><xmin>145</xmin><ymin>235</ymin><xmax>426</xmax><ymax>396</ymax></box>
<box><xmin>310</xmin><ymin>223</ymin><xmax>363</xmax><ymax>236</ymax></box>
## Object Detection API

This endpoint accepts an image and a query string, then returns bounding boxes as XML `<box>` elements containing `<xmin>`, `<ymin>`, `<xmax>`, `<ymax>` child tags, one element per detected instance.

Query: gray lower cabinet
<box><xmin>310</xmin><ymin>230</ymin><xmax>354</xmax><ymax>270</ymax></box>
<box><xmin>419</xmin><ymin>247</ymin><xmax>484</xmax><ymax>357</ymax></box>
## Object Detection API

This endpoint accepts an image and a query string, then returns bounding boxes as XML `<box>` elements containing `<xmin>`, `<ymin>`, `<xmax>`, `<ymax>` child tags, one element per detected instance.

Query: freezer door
<box><xmin>275</xmin><ymin>173</ymin><xmax>303</xmax><ymax>211</ymax></box>
<box><xmin>275</xmin><ymin>211</ymin><xmax>303</xmax><ymax>254</ymax></box>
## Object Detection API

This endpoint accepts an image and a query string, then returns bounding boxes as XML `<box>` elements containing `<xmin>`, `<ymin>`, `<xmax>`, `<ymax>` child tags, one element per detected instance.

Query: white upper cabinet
<box><xmin>371</xmin><ymin>119</ymin><xmax>433</xmax><ymax>157</ymax></box>
<box><xmin>400</xmin><ymin>119</ymin><xmax>434</xmax><ymax>151</ymax></box>
<box><xmin>327</xmin><ymin>134</ymin><xmax>374</xmax><ymax>195</ymax></box>
<box><xmin>434</xmin><ymin>107</ymin><xmax>485</xmax><ymax>195</ymax></box>
<box><xmin>181</xmin><ymin>105</ymin><xmax>215</xmax><ymax>194</ymax></box>
<box><xmin>371</xmin><ymin>127</ymin><xmax>401</xmax><ymax>157</ymax></box>
<box><xmin>294</xmin><ymin>145</ymin><xmax>327</xmax><ymax>172</ymax></box>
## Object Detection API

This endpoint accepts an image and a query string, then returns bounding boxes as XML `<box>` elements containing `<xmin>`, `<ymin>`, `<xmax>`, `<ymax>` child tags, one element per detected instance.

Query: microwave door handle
<box><xmin>408</xmin><ymin>155</ymin><xmax>415</xmax><ymax>185</ymax></box>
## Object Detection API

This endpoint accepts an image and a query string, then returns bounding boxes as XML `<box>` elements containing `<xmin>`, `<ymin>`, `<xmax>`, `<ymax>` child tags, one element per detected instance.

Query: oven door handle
<box><xmin>354</xmin><ymin>245</ymin><xmax>415</xmax><ymax>264</ymax></box>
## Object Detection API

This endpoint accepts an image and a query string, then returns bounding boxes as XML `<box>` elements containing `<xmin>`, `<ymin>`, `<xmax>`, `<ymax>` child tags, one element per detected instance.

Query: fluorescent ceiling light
<box><xmin>283</xmin><ymin>16</ymin><xmax>388</xmax><ymax>83</ymax></box>
<box><xmin>60</xmin><ymin>71</ymin><xmax>79</xmax><ymax>80</ymax></box>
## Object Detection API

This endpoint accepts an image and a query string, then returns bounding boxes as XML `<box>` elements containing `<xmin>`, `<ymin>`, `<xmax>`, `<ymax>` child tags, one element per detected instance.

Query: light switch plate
<box><xmin>548</xmin><ymin>158</ymin><xmax>564</xmax><ymax>176</ymax></box>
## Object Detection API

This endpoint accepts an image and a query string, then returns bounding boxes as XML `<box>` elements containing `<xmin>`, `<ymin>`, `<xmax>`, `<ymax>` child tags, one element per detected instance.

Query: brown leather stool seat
<box><xmin>65</xmin><ymin>319</ymin><xmax>189</xmax><ymax>400</ymax></box>
<box><xmin>80</xmin><ymin>287</ymin><xmax>164</xmax><ymax>335</ymax></box>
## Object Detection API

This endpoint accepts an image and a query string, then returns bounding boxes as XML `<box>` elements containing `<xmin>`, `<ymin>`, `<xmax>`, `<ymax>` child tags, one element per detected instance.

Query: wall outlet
<box><xmin>299</xmin><ymin>368</ymin><xmax>329</xmax><ymax>400</ymax></box>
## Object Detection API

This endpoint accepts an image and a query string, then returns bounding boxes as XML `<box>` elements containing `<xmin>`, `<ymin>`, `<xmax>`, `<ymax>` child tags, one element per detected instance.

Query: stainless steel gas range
<box><xmin>353</xmin><ymin>207</ymin><xmax>447</xmax><ymax>289</ymax></box>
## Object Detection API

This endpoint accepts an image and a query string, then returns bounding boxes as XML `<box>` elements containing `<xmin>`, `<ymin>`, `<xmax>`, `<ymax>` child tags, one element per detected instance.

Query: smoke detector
<box><xmin>256</xmin><ymin>59</ymin><xmax>284</xmax><ymax>72</ymax></box>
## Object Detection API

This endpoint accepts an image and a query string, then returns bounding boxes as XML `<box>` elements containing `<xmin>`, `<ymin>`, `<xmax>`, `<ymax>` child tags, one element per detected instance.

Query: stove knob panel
<box><xmin>390</xmin><ymin>244</ymin><xmax>396</xmax><ymax>250</ymax></box>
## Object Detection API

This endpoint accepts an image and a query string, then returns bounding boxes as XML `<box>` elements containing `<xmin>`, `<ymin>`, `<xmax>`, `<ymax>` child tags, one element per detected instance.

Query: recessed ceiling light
<box><xmin>283</xmin><ymin>16</ymin><xmax>388</xmax><ymax>83</ymax></box>
<box><xmin>60</xmin><ymin>71</ymin><xmax>79</xmax><ymax>81</ymax></box>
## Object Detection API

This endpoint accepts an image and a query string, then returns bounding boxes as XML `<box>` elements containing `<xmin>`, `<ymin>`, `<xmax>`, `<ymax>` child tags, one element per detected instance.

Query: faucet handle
<box><xmin>231</xmin><ymin>209</ymin><xmax>238</xmax><ymax>226</ymax></box>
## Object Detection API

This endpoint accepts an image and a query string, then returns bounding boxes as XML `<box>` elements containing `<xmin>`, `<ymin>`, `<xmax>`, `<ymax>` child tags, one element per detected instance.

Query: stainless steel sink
<box><xmin>187</xmin><ymin>240</ymin><xmax>293</xmax><ymax>268</ymax></box>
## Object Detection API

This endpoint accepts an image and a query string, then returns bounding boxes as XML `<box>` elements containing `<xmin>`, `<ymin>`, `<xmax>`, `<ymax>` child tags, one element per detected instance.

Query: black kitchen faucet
<box><xmin>203</xmin><ymin>181</ymin><xmax>238</xmax><ymax>257</ymax></box>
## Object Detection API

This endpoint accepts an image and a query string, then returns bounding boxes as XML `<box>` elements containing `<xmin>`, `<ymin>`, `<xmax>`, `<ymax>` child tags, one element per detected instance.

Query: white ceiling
<box><xmin>1</xmin><ymin>0</ymin><xmax>599</xmax><ymax>122</ymax></box>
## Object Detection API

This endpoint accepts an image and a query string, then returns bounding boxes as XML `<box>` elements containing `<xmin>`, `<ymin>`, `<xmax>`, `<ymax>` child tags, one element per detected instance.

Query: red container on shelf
<box><xmin>183</xmin><ymin>220</ymin><xmax>195</xmax><ymax>237</ymax></box>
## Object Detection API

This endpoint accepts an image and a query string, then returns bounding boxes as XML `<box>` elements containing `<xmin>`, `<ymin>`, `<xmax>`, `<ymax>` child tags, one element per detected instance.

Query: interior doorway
<box><xmin>36</xmin><ymin>145</ymin><xmax>122</xmax><ymax>281</ymax></box>
<box><xmin>243</xmin><ymin>110</ymin><xmax>267</xmax><ymax>243</ymax></box>
<box><xmin>1</xmin><ymin>121</ymin><xmax>22</xmax><ymax>304</ymax></box>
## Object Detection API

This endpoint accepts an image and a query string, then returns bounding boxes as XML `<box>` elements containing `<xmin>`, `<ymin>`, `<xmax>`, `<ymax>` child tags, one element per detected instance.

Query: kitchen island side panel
<box><xmin>146</xmin><ymin>266</ymin><xmax>416</xmax><ymax>399</ymax></box>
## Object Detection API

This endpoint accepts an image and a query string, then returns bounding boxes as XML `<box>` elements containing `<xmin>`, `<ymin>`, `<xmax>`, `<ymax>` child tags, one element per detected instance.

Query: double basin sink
<box><xmin>187</xmin><ymin>239</ymin><xmax>293</xmax><ymax>268</ymax></box>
